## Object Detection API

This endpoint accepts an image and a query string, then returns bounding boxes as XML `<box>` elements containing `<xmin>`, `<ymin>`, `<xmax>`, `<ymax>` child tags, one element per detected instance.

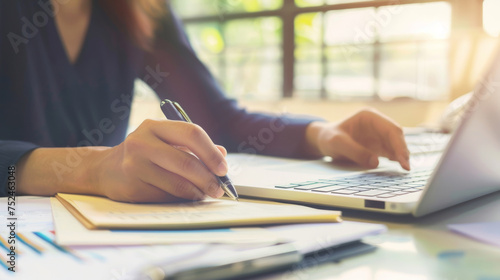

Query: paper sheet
<box><xmin>448</xmin><ymin>222</ymin><xmax>500</xmax><ymax>247</ymax></box>
<box><xmin>0</xmin><ymin>196</ymin><xmax>53</xmax><ymax>232</ymax></box>
<box><xmin>0</xmin><ymin>230</ymin><xmax>210</xmax><ymax>280</ymax></box>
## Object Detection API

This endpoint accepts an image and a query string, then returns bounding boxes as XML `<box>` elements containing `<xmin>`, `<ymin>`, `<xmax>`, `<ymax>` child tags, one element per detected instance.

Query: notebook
<box><xmin>55</xmin><ymin>193</ymin><xmax>341</xmax><ymax>230</ymax></box>
<box><xmin>228</xmin><ymin>48</ymin><xmax>500</xmax><ymax>217</ymax></box>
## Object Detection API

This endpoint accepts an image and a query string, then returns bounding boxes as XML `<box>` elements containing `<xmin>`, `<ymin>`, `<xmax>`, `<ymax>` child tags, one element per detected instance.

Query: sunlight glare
<box><xmin>483</xmin><ymin>0</ymin><xmax>500</xmax><ymax>37</ymax></box>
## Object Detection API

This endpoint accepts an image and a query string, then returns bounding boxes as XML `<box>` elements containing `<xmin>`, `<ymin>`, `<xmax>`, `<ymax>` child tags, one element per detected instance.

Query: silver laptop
<box><xmin>228</xmin><ymin>52</ymin><xmax>500</xmax><ymax>217</ymax></box>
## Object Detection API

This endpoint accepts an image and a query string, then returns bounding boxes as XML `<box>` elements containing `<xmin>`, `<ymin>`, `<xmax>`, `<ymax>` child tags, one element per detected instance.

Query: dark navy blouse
<box><xmin>0</xmin><ymin>1</ymin><xmax>315</xmax><ymax>196</ymax></box>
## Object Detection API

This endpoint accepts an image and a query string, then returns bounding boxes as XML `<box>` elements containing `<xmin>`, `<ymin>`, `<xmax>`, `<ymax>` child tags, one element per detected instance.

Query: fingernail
<box><xmin>369</xmin><ymin>156</ymin><xmax>379</xmax><ymax>168</ymax></box>
<box><xmin>217</xmin><ymin>161</ymin><xmax>228</xmax><ymax>175</ymax></box>
<box><xmin>404</xmin><ymin>159</ymin><xmax>411</xmax><ymax>171</ymax></box>
<box><xmin>398</xmin><ymin>154</ymin><xmax>410</xmax><ymax>170</ymax></box>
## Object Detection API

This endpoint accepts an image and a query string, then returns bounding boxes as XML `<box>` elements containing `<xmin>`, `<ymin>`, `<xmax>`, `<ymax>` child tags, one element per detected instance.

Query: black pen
<box><xmin>160</xmin><ymin>99</ymin><xmax>239</xmax><ymax>201</ymax></box>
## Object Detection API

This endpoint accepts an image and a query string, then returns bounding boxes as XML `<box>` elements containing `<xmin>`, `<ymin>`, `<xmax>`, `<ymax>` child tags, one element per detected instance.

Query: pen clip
<box><xmin>173</xmin><ymin>102</ymin><xmax>192</xmax><ymax>123</ymax></box>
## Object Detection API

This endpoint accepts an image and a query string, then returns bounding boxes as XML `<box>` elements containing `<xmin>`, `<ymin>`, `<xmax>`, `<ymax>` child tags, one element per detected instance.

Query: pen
<box><xmin>160</xmin><ymin>99</ymin><xmax>239</xmax><ymax>201</ymax></box>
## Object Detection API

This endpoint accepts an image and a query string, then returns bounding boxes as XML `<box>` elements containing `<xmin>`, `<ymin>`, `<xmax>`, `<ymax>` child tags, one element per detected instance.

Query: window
<box><xmin>171</xmin><ymin>0</ymin><xmax>451</xmax><ymax>101</ymax></box>
<box><xmin>483</xmin><ymin>0</ymin><xmax>500</xmax><ymax>37</ymax></box>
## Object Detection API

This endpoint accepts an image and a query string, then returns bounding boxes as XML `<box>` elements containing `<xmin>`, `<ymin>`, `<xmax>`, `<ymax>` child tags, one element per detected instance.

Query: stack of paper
<box><xmin>52</xmin><ymin>193</ymin><xmax>347</xmax><ymax>246</ymax></box>
<box><xmin>55</xmin><ymin>193</ymin><xmax>342</xmax><ymax>230</ymax></box>
<box><xmin>2</xmin><ymin>196</ymin><xmax>387</xmax><ymax>280</ymax></box>
<box><xmin>51</xmin><ymin>197</ymin><xmax>280</xmax><ymax>246</ymax></box>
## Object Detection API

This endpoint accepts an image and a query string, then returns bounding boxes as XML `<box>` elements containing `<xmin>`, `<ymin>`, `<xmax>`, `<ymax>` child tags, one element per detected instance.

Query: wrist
<box><xmin>80</xmin><ymin>146</ymin><xmax>112</xmax><ymax>197</ymax></box>
<box><xmin>16</xmin><ymin>147</ymin><xmax>110</xmax><ymax>197</ymax></box>
<box><xmin>304</xmin><ymin>121</ymin><xmax>328</xmax><ymax>158</ymax></box>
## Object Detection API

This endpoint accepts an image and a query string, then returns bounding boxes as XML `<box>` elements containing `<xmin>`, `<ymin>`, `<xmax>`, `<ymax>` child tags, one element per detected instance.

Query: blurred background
<box><xmin>130</xmin><ymin>0</ymin><xmax>500</xmax><ymax>130</ymax></box>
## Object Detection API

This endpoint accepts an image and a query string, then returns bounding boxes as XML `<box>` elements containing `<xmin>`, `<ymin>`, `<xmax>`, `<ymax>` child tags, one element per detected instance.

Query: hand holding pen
<box><xmin>161</xmin><ymin>99</ymin><xmax>239</xmax><ymax>201</ymax></box>
<box><xmin>80</xmin><ymin>103</ymin><xmax>231</xmax><ymax>203</ymax></box>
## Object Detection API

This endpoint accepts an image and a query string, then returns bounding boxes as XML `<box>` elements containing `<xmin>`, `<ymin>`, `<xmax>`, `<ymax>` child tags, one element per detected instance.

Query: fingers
<box><xmin>118</xmin><ymin>180</ymin><xmax>184</xmax><ymax>203</ymax></box>
<box><xmin>320</xmin><ymin>109</ymin><xmax>410</xmax><ymax>170</ymax></box>
<box><xmin>150</xmin><ymin>120</ymin><xmax>228</xmax><ymax>176</ymax></box>
<box><xmin>359</xmin><ymin>109</ymin><xmax>410</xmax><ymax>170</ymax></box>
<box><xmin>216</xmin><ymin>145</ymin><xmax>227</xmax><ymax>157</ymax></box>
<box><xmin>145</xmin><ymin>137</ymin><xmax>225</xmax><ymax>198</ymax></box>
<box><xmin>104</xmin><ymin>162</ymin><xmax>187</xmax><ymax>203</ymax></box>
<box><xmin>326</xmin><ymin>132</ymin><xmax>379</xmax><ymax>169</ymax></box>
<box><xmin>140</xmin><ymin>161</ymin><xmax>222</xmax><ymax>201</ymax></box>
<box><xmin>114</xmin><ymin>119</ymin><xmax>227</xmax><ymax>202</ymax></box>
<box><xmin>387</xmin><ymin>130</ymin><xmax>410</xmax><ymax>170</ymax></box>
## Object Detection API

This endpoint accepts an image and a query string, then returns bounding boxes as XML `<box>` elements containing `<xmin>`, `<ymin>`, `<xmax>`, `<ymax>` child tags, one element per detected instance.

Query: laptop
<box><xmin>228</xmin><ymin>51</ymin><xmax>500</xmax><ymax>217</ymax></box>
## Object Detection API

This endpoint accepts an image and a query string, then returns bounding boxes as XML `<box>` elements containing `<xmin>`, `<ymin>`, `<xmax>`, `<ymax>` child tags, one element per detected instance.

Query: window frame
<box><xmin>177</xmin><ymin>0</ymin><xmax>461</xmax><ymax>100</ymax></box>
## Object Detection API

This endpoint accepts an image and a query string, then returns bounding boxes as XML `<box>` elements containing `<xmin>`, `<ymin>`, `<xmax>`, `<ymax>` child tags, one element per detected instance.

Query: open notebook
<box><xmin>56</xmin><ymin>193</ymin><xmax>341</xmax><ymax>230</ymax></box>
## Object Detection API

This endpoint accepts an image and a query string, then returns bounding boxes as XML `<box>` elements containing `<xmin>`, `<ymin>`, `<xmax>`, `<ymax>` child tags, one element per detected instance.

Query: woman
<box><xmin>0</xmin><ymin>0</ymin><xmax>410</xmax><ymax>203</ymax></box>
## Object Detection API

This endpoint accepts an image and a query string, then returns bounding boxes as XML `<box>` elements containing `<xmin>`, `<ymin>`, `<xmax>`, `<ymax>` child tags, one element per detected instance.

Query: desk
<box><xmin>260</xmin><ymin>191</ymin><xmax>500</xmax><ymax>280</ymax></box>
<box><xmin>1</xmin><ymin>192</ymin><xmax>500</xmax><ymax>280</ymax></box>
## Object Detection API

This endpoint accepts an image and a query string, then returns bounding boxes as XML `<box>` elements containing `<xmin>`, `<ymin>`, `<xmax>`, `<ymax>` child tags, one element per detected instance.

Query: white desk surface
<box><xmin>260</xmin><ymin>191</ymin><xmax>500</xmax><ymax>280</ymax></box>
<box><xmin>1</xmin><ymin>192</ymin><xmax>500</xmax><ymax>280</ymax></box>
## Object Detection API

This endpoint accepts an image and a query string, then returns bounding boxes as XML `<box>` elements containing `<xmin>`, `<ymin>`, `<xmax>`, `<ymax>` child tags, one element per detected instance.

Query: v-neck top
<box><xmin>0</xmin><ymin>1</ymin><xmax>316</xmax><ymax>196</ymax></box>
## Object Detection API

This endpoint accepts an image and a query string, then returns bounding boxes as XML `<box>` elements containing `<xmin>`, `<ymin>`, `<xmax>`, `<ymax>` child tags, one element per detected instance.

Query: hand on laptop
<box><xmin>305</xmin><ymin>108</ymin><xmax>410</xmax><ymax>171</ymax></box>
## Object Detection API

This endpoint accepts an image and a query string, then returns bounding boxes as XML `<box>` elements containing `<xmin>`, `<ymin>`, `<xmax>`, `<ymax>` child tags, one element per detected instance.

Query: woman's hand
<box><xmin>17</xmin><ymin>119</ymin><xmax>228</xmax><ymax>203</ymax></box>
<box><xmin>92</xmin><ymin>119</ymin><xmax>228</xmax><ymax>203</ymax></box>
<box><xmin>305</xmin><ymin>108</ymin><xmax>410</xmax><ymax>170</ymax></box>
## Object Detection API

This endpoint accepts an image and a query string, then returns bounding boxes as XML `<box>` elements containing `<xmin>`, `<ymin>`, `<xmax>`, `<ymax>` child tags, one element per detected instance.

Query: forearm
<box><xmin>16</xmin><ymin>147</ymin><xmax>108</xmax><ymax>197</ymax></box>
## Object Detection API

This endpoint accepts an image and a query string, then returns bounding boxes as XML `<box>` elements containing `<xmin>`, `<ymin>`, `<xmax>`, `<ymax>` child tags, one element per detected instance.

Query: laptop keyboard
<box><xmin>275</xmin><ymin>169</ymin><xmax>432</xmax><ymax>199</ymax></box>
<box><xmin>406</xmin><ymin>132</ymin><xmax>450</xmax><ymax>155</ymax></box>
<box><xmin>274</xmin><ymin>132</ymin><xmax>450</xmax><ymax>199</ymax></box>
